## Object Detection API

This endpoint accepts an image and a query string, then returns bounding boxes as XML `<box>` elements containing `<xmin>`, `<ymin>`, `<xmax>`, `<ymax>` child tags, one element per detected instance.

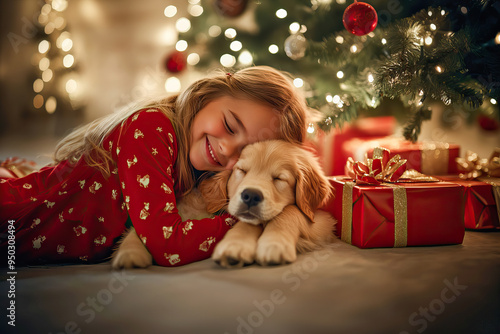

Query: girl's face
<box><xmin>190</xmin><ymin>95</ymin><xmax>281</xmax><ymax>171</ymax></box>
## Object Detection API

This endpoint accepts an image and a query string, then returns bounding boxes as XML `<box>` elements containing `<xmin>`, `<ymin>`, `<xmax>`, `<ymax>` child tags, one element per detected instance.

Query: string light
<box><xmin>335</xmin><ymin>36</ymin><xmax>344</xmax><ymax>44</ymax></box>
<box><xmin>164</xmin><ymin>5</ymin><xmax>177</xmax><ymax>17</ymax></box>
<box><xmin>276</xmin><ymin>9</ymin><xmax>287</xmax><ymax>18</ymax></box>
<box><xmin>42</xmin><ymin>69</ymin><xmax>53</xmax><ymax>82</ymax></box>
<box><xmin>175</xmin><ymin>40</ymin><xmax>188</xmax><ymax>51</ymax></box>
<box><xmin>495</xmin><ymin>32</ymin><xmax>500</xmax><ymax>44</ymax></box>
<box><xmin>61</xmin><ymin>38</ymin><xmax>73</xmax><ymax>51</ymax></box>
<box><xmin>289</xmin><ymin>22</ymin><xmax>300</xmax><ymax>34</ymax></box>
<box><xmin>332</xmin><ymin>95</ymin><xmax>341</xmax><ymax>104</ymax></box>
<box><xmin>63</xmin><ymin>54</ymin><xmax>74</xmax><ymax>67</ymax></box>
<box><xmin>165</xmin><ymin>77</ymin><xmax>181</xmax><ymax>93</ymax></box>
<box><xmin>208</xmin><ymin>25</ymin><xmax>221</xmax><ymax>37</ymax></box>
<box><xmin>238</xmin><ymin>50</ymin><xmax>253</xmax><ymax>65</ymax></box>
<box><xmin>293</xmin><ymin>78</ymin><xmax>304</xmax><ymax>88</ymax></box>
<box><xmin>230</xmin><ymin>40</ymin><xmax>242</xmax><ymax>51</ymax></box>
<box><xmin>41</xmin><ymin>3</ymin><xmax>51</xmax><ymax>15</ymax></box>
<box><xmin>220</xmin><ymin>54</ymin><xmax>236</xmax><ymax>67</ymax></box>
<box><xmin>52</xmin><ymin>0</ymin><xmax>68</xmax><ymax>12</ymax></box>
<box><xmin>54</xmin><ymin>16</ymin><xmax>65</xmax><ymax>30</ymax></box>
<box><xmin>430</xmin><ymin>24</ymin><xmax>437</xmax><ymax>31</ymax></box>
<box><xmin>187</xmin><ymin>53</ymin><xmax>200</xmax><ymax>65</ymax></box>
<box><xmin>425</xmin><ymin>36</ymin><xmax>433</xmax><ymax>45</ymax></box>
<box><xmin>188</xmin><ymin>5</ymin><xmax>203</xmax><ymax>17</ymax></box>
<box><xmin>491</xmin><ymin>98</ymin><xmax>497</xmax><ymax>105</ymax></box>
<box><xmin>326</xmin><ymin>94</ymin><xmax>333</xmax><ymax>103</ymax></box>
<box><xmin>39</xmin><ymin>57</ymin><xmax>50</xmax><ymax>71</ymax></box>
<box><xmin>66</xmin><ymin>79</ymin><xmax>77</xmax><ymax>93</ymax></box>
<box><xmin>381</xmin><ymin>38</ymin><xmax>387</xmax><ymax>45</ymax></box>
<box><xmin>350</xmin><ymin>45</ymin><xmax>358</xmax><ymax>53</ymax></box>
<box><xmin>33</xmin><ymin>79</ymin><xmax>44</xmax><ymax>93</ymax></box>
<box><xmin>45</xmin><ymin>96</ymin><xmax>57</xmax><ymax>114</ymax></box>
<box><xmin>224</xmin><ymin>28</ymin><xmax>237</xmax><ymax>39</ymax></box>
<box><xmin>367</xmin><ymin>74</ymin><xmax>374</xmax><ymax>83</ymax></box>
<box><xmin>175</xmin><ymin>18</ymin><xmax>191</xmax><ymax>33</ymax></box>
<box><xmin>33</xmin><ymin>94</ymin><xmax>44</xmax><ymax>109</ymax></box>
<box><xmin>336</xmin><ymin>71</ymin><xmax>344</xmax><ymax>79</ymax></box>
<box><xmin>38</xmin><ymin>40</ymin><xmax>50</xmax><ymax>53</ymax></box>
<box><xmin>44</xmin><ymin>22</ymin><xmax>55</xmax><ymax>35</ymax></box>
<box><xmin>435</xmin><ymin>65</ymin><xmax>443</xmax><ymax>73</ymax></box>
<box><xmin>268</xmin><ymin>44</ymin><xmax>279</xmax><ymax>54</ymax></box>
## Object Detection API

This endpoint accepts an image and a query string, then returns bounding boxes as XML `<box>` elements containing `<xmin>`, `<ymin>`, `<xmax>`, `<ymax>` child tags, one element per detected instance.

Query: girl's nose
<box><xmin>219</xmin><ymin>139</ymin><xmax>243</xmax><ymax>169</ymax></box>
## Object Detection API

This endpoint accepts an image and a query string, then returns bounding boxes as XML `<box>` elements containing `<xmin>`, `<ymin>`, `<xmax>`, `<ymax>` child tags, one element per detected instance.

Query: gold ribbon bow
<box><xmin>456</xmin><ymin>148</ymin><xmax>500</xmax><ymax>180</ymax></box>
<box><xmin>345</xmin><ymin>147</ymin><xmax>407</xmax><ymax>185</ymax></box>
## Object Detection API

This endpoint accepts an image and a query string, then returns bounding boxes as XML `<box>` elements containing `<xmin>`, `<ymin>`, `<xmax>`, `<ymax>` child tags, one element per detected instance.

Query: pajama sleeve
<box><xmin>115</xmin><ymin>109</ymin><xmax>234</xmax><ymax>266</ymax></box>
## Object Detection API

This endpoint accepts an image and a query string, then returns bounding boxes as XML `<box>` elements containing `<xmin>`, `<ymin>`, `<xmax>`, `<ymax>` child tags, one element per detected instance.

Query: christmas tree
<box><xmin>173</xmin><ymin>0</ymin><xmax>500</xmax><ymax>141</ymax></box>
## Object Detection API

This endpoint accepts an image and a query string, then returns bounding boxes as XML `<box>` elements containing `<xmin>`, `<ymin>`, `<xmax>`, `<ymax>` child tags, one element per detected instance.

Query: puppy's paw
<box><xmin>111</xmin><ymin>248</ymin><xmax>153</xmax><ymax>270</ymax></box>
<box><xmin>212</xmin><ymin>239</ymin><xmax>256</xmax><ymax>269</ymax></box>
<box><xmin>255</xmin><ymin>239</ymin><xmax>297</xmax><ymax>266</ymax></box>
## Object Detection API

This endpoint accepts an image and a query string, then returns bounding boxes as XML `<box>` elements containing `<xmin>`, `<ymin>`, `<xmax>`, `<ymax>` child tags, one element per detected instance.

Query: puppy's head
<box><xmin>199</xmin><ymin>140</ymin><xmax>332</xmax><ymax>224</ymax></box>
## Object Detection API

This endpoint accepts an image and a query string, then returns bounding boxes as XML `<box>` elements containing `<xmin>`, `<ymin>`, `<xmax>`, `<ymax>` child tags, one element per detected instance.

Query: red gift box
<box><xmin>317</xmin><ymin>116</ymin><xmax>396</xmax><ymax>176</ymax></box>
<box><xmin>438</xmin><ymin>176</ymin><xmax>500</xmax><ymax>230</ymax></box>
<box><xmin>323</xmin><ymin>177</ymin><xmax>466</xmax><ymax>248</ymax></box>
<box><xmin>364</xmin><ymin>140</ymin><xmax>461</xmax><ymax>175</ymax></box>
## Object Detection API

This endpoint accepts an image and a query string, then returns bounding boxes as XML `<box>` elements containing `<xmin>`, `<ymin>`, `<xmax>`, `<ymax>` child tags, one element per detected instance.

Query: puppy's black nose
<box><xmin>241</xmin><ymin>188</ymin><xmax>263</xmax><ymax>208</ymax></box>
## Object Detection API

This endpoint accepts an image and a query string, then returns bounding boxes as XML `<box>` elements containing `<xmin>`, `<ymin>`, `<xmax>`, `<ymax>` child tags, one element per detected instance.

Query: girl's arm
<box><xmin>116</xmin><ymin>109</ymin><xmax>233</xmax><ymax>266</ymax></box>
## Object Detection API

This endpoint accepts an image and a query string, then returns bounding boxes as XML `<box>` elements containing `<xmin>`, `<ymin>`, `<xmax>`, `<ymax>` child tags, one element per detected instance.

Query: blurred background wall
<box><xmin>0</xmin><ymin>0</ymin><xmax>498</xmax><ymax>167</ymax></box>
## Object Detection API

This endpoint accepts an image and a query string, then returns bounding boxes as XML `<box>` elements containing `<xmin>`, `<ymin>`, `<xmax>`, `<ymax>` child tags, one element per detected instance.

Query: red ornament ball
<box><xmin>214</xmin><ymin>0</ymin><xmax>249</xmax><ymax>18</ymax></box>
<box><xmin>343</xmin><ymin>1</ymin><xmax>378</xmax><ymax>36</ymax></box>
<box><xmin>478</xmin><ymin>114</ymin><xmax>500</xmax><ymax>131</ymax></box>
<box><xmin>165</xmin><ymin>51</ymin><xmax>186</xmax><ymax>73</ymax></box>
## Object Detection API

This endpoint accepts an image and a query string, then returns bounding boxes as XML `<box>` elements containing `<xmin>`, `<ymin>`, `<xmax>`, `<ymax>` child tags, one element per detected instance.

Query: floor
<box><xmin>0</xmin><ymin>231</ymin><xmax>499</xmax><ymax>334</ymax></box>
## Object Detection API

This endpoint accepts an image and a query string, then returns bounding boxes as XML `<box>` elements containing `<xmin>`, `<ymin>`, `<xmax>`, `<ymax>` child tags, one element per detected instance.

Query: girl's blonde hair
<box><xmin>54</xmin><ymin>66</ymin><xmax>311</xmax><ymax>195</ymax></box>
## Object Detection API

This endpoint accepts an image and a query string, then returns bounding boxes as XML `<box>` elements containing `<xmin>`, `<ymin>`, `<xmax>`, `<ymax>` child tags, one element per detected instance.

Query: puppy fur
<box><xmin>199</xmin><ymin>140</ymin><xmax>336</xmax><ymax>268</ymax></box>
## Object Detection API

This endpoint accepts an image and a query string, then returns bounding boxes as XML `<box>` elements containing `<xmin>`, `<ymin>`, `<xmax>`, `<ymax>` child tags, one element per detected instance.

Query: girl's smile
<box><xmin>190</xmin><ymin>96</ymin><xmax>281</xmax><ymax>171</ymax></box>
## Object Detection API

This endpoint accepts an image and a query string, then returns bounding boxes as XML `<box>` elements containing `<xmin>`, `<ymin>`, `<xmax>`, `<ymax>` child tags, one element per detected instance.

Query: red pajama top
<box><xmin>0</xmin><ymin>109</ymin><xmax>234</xmax><ymax>267</ymax></box>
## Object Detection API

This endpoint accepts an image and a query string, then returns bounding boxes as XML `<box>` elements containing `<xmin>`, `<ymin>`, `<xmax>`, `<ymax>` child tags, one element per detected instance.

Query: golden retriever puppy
<box><xmin>200</xmin><ymin>140</ymin><xmax>336</xmax><ymax>268</ymax></box>
<box><xmin>111</xmin><ymin>140</ymin><xmax>336</xmax><ymax>269</ymax></box>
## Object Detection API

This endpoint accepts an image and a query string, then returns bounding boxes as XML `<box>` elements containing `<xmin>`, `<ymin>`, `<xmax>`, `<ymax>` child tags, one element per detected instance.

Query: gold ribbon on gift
<box><xmin>456</xmin><ymin>148</ymin><xmax>500</xmax><ymax>179</ymax></box>
<box><xmin>345</xmin><ymin>147</ymin><xmax>407</xmax><ymax>185</ymax></box>
<box><xmin>341</xmin><ymin>181</ymin><xmax>408</xmax><ymax>247</ymax></box>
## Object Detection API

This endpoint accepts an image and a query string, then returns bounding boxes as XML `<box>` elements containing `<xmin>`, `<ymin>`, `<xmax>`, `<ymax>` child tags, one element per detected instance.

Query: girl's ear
<box><xmin>198</xmin><ymin>170</ymin><xmax>232</xmax><ymax>213</ymax></box>
<box><xmin>295</xmin><ymin>156</ymin><xmax>333</xmax><ymax>222</ymax></box>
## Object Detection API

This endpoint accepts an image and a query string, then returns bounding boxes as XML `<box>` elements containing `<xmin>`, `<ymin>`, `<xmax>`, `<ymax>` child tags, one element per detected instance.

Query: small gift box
<box><xmin>438</xmin><ymin>177</ymin><xmax>499</xmax><ymax>230</ymax></box>
<box><xmin>366</xmin><ymin>140</ymin><xmax>461</xmax><ymax>175</ymax></box>
<box><xmin>438</xmin><ymin>148</ymin><xmax>500</xmax><ymax>230</ymax></box>
<box><xmin>322</xmin><ymin>147</ymin><xmax>465</xmax><ymax>248</ymax></box>
<box><xmin>316</xmin><ymin>116</ymin><xmax>396</xmax><ymax>176</ymax></box>
<box><xmin>344</xmin><ymin>138</ymin><xmax>460</xmax><ymax>175</ymax></box>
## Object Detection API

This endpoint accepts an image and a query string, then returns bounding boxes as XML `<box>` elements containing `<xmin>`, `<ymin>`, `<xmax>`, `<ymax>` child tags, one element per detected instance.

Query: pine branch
<box><xmin>402</xmin><ymin>106</ymin><xmax>432</xmax><ymax>142</ymax></box>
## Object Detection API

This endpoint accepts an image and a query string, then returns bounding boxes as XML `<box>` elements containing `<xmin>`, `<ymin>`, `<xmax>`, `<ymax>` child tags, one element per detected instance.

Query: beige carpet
<box><xmin>1</xmin><ymin>231</ymin><xmax>499</xmax><ymax>334</ymax></box>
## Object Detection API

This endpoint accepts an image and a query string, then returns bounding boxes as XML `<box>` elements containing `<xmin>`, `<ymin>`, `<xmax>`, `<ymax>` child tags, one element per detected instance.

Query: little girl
<box><xmin>0</xmin><ymin>66</ymin><xmax>311</xmax><ymax>267</ymax></box>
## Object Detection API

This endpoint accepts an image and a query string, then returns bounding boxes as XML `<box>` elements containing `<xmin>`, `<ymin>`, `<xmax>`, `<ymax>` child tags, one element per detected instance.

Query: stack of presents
<box><xmin>313</xmin><ymin>116</ymin><xmax>499</xmax><ymax>248</ymax></box>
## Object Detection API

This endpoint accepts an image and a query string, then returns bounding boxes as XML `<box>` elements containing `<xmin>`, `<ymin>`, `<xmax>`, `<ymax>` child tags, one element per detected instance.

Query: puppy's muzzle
<box><xmin>241</xmin><ymin>188</ymin><xmax>263</xmax><ymax>208</ymax></box>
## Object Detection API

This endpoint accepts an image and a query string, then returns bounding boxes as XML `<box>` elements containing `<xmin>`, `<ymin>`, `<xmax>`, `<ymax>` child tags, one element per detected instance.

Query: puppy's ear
<box><xmin>198</xmin><ymin>170</ymin><xmax>231</xmax><ymax>213</ymax></box>
<box><xmin>295</xmin><ymin>154</ymin><xmax>333</xmax><ymax>222</ymax></box>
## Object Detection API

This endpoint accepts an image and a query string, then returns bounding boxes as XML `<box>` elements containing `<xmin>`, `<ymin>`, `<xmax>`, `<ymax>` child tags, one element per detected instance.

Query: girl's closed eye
<box><xmin>224</xmin><ymin>117</ymin><xmax>235</xmax><ymax>135</ymax></box>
